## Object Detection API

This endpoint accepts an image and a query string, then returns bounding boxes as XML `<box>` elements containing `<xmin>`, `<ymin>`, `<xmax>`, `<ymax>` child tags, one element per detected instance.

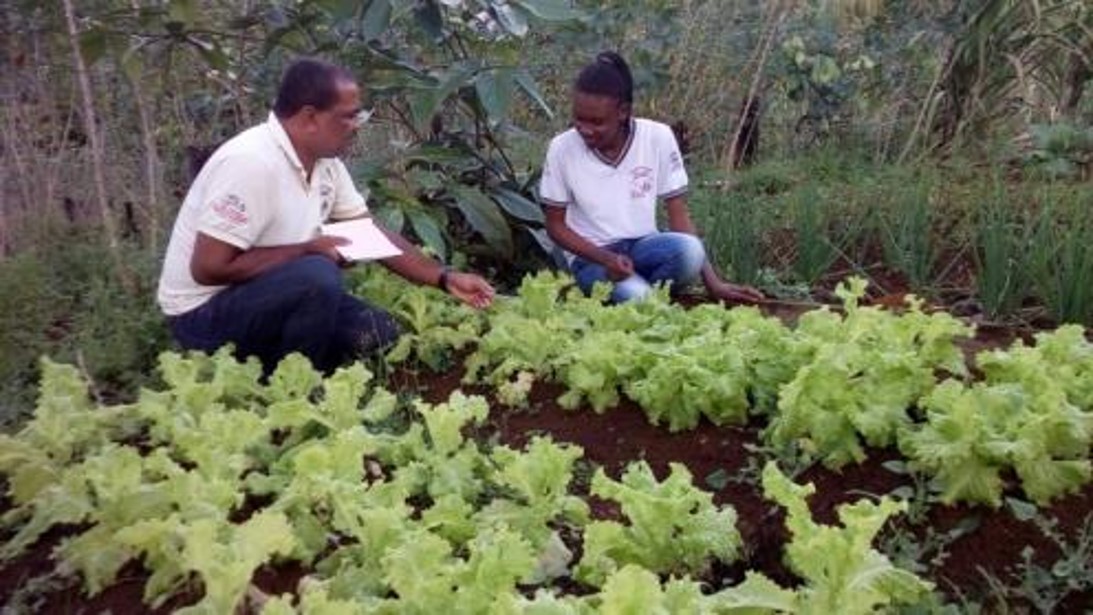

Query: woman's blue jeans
<box><xmin>168</xmin><ymin>255</ymin><xmax>399</xmax><ymax>373</ymax></box>
<box><xmin>570</xmin><ymin>232</ymin><xmax>705</xmax><ymax>303</ymax></box>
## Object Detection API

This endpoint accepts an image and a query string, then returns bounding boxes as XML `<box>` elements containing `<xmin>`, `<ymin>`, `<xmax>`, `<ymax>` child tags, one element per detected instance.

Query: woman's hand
<box><xmin>445</xmin><ymin>272</ymin><xmax>496</xmax><ymax>309</ymax></box>
<box><xmin>707</xmin><ymin>280</ymin><xmax>765</xmax><ymax>305</ymax></box>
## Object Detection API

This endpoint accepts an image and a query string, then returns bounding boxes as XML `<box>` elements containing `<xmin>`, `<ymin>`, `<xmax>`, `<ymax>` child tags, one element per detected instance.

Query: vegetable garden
<box><xmin>2</xmin><ymin>270</ymin><xmax>1090</xmax><ymax>613</ymax></box>
<box><xmin>3</xmin><ymin>0</ymin><xmax>1093</xmax><ymax>612</ymax></box>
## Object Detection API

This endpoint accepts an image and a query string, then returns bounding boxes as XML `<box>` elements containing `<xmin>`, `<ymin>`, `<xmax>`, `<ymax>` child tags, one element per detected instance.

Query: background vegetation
<box><xmin>1</xmin><ymin>0</ymin><xmax>1091</xmax><ymax>425</ymax></box>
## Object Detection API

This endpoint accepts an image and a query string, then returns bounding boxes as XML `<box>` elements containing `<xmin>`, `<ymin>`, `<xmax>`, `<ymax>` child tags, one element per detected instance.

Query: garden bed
<box><xmin>1</xmin><ymin>277</ymin><xmax>1090</xmax><ymax>613</ymax></box>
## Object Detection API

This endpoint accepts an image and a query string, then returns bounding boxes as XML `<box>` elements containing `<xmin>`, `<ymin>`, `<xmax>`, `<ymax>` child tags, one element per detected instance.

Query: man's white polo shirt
<box><xmin>539</xmin><ymin>117</ymin><xmax>688</xmax><ymax>253</ymax></box>
<box><xmin>157</xmin><ymin>112</ymin><xmax>368</xmax><ymax>316</ymax></box>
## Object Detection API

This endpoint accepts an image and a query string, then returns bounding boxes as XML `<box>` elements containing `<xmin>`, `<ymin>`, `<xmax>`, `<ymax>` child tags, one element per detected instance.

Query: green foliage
<box><xmin>1024</xmin><ymin>122</ymin><xmax>1093</xmax><ymax>180</ymax></box>
<box><xmin>789</xmin><ymin>184</ymin><xmax>843</xmax><ymax>285</ymax></box>
<box><xmin>1025</xmin><ymin>190</ymin><xmax>1093</xmax><ymax>326</ymax></box>
<box><xmin>877</xmin><ymin>176</ymin><xmax>937</xmax><ymax>291</ymax></box>
<box><xmin>899</xmin><ymin>327</ymin><xmax>1093</xmax><ymax>507</ymax></box>
<box><xmin>694</xmin><ymin>187</ymin><xmax>770</xmax><ymax>287</ymax></box>
<box><xmin>707</xmin><ymin>463</ymin><xmax>937</xmax><ymax>614</ymax></box>
<box><xmin>988</xmin><ymin>502</ymin><xmax>1093</xmax><ymax>613</ymax></box>
<box><xmin>778</xmin><ymin>30</ymin><xmax>878</xmax><ymax>149</ymax></box>
<box><xmin>0</xmin><ymin>349</ymin><xmax>606</xmax><ymax>611</ymax></box>
<box><xmin>768</xmin><ymin>278</ymin><xmax>972</xmax><ymax>469</ymax></box>
<box><xmin>0</xmin><ymin>233</ymin><xmax>169</xmax><ymax>427</ymax></box>
<box><xmin>0</xmin><ymin>255</ymin><xmax>66</xmax><ymax>421</ymax></box>
<box><xmin>973</xmin><ymin>179</ymin><xmax>1031</xmax><ymax>319</ymax></box>
<box><xmin>282</xmin><ymin>0</ymin><xmax>585</xmax><ymax>273</ymax></box>
<box><xmin>927</xmin><ymin>0</ymin><xmax>1093</xmax><ymax>152</ymax></box>
<box><xmin>575</xmin><ymin>461</ymin><xmax>741</xmax><ymax>587</ymax></box>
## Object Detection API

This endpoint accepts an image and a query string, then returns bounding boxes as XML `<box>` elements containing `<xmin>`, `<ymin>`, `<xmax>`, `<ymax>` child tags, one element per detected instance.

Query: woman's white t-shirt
<box><xmin>538</xmin><ymin>118</ymin><xmax>688</xmax><ymax>249</ymax></box>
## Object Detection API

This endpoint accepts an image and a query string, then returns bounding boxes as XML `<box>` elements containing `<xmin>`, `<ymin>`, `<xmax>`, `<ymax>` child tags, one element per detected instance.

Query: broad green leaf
<box><xmin>708</xmin><ymin>571</ymin><xmax>799</xmax><ymax>612</ymax></box>
<box><xmin>407</xmin><ymin>207</ymin><xmax>448</xmax><ymax>259</ymax></box>
<box><xmin>577</xmin><ymin>461</ymin><xmax>741</xmax><ymax>586</ymax></box>
<box><xmin>406</xmin><ymin>143</ymin><xmax>478</xmax><ymax>169</ymax></box>
<box><xmin>408</xmin><ymin>66</ymin><xmax>475</xmax><ymax>132</ymax></box>
<box><xmin>474</xmin><ymin>68</ymin><xmax>515</xmax><ymax>125</ymax></box>
<box><xmin>389</xmin><ymin>0</ymin><xmax>418</xmax><ymax>19</ymax></box>
<box><xmin>491</xmin><ymin>186</ymin><xmax>544</xmax><ymax>223</ymax></box>
<box><xmin>449</xmin><ymin>185</ymin><xmax>513</xmax><ymax>257</ymax></box>
<box><xmin>493</xmin><ymin>2</ymin><xmax>529</xmax><ymax>36</ymax></box>
<box><xmin>413</xmin><ymin>0</ymin><xmax>445</xmax><ymax>41</ymax></box>
<box><xmin>1004</xmin><ymin>496</ymin><xmax>1039</xmax><ymax>522</ymax></box>
<box><xmin>513</xmin><ymin>0</ymin><xmax>584</xmax><ymax>21</ymax></box>
<box><xmin>514</xmin><ymin>69</ymin><xmax>554</xmax><ymax>119</ymax></box>
<box><xmin>373</xmin><ymin>205</ymin><xmax>406</xmax><ymax>233</ymax></box>
<box><xmin>316</xmin><ymin>0</ymin><xmax>360</xmax><ymax>20</ymax></box>
<box><xmin>811</xmin><ymin>55</ymin><xmax>841</xmax><ymax>85</ymax></box>
<box><xmin>705</xmin><ymin>468</ymin><xmax>730</xmax><ymax>491</ymax></box>
<box><xmin>362</xmin><ymin>0</ymin><xmax>393</xmax><ymax>40</ymax></box>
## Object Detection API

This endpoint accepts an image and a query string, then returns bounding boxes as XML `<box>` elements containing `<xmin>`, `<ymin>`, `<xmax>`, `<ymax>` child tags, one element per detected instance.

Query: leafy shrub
<box><xmin>0</xmin><ymin>230</ymin><xmax>169</xmax><ymax>426</ymax></box>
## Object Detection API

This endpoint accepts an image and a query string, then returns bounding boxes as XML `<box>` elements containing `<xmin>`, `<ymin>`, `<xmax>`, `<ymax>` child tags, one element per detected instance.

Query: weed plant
<box><xmin>981</xmin><ymin>500</ymin><xmax>1093</xmax><ymax>613</ymax></box>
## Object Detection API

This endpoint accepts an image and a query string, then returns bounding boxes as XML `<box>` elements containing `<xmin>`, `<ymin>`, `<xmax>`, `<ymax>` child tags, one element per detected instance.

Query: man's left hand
<box><xmin>445</xmin><ymin>272</ymin><xmax>495</xmax><ymax>309</ymax></box>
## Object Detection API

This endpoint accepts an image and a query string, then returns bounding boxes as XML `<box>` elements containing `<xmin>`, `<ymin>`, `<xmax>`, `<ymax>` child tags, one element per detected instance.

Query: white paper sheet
<box><xmin>320</xmin><ymin>218</ymin><xmax>402</xmax><ymax>261</ymax></box>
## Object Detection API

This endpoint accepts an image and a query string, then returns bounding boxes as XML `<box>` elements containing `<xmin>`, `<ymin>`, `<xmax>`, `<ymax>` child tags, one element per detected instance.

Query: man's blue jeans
<box><xmin>168</xmin><ymin>255</ymin><xmax>399</xmax><ymax>373</ymax></box>
<box><xmin>570</xmin><ymin>232</ymin><xmax>705</xmax><ymax>303</ymax></box>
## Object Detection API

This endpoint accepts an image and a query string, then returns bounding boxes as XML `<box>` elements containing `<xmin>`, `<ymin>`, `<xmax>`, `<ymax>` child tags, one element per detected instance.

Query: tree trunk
<box><xmin>722</xmin><ymin>1</ymin><xmax>787</xmax><ymax>174</ymax></box>
<box><xmin>61</xmin><ymin>0</ymin><xmax>134</xmax><ymax>290</ymax></box>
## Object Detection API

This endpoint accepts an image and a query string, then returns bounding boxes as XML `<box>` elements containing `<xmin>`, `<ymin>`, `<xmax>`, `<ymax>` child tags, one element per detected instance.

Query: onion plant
<box><xmin>703</xmin><ymin>191</ymin><xmax>768</xmax><ymax>287</ymax></box>
<box><xmin>790</xmin><ymin>184</ymin><xmax>857</xmax><ymax>286</ymax></box>
<box><xmin>879</xmin><ymin>178</ymin><xmax>936</xmax><ymax>292</ymax></box>
<box><xmin>973</xmin><ymin>179</ymin><xmax>1028</xmax><ymax>319</ymax></box>
<box><xmin>1026</xmin><ymin>190</ymin><xmax>1093</xmax><ymax>326</ymax></box>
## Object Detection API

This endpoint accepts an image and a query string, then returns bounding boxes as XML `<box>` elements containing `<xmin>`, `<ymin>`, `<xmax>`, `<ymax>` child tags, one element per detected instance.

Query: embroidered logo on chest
<box><xmin>630</xmin><ymin>166</ymin><xmax>654</xmax><ymax>199</ymax></box>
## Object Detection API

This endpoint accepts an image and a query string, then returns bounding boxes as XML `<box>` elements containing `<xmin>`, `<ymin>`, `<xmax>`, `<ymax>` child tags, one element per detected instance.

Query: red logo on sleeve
<box><xmin>211</xmin><ymin>194</ymin><xmax>248</xmax><ymax>226</ymax></box>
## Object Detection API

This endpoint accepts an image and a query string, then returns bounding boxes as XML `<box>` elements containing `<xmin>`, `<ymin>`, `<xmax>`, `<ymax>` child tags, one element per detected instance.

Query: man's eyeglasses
<box><xmin>329</xmin><ymin>108</ymin><xmax>374</xmax><ymax>125</ymax></box>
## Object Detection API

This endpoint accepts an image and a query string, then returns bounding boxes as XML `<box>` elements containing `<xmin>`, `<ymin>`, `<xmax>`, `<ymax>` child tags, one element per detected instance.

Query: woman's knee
<box><xmin>612</xmin><ymin>276</ymin><xmax>653</xmax><ymax>303</ymax></box>
<box><xmin>636</xmin><ymin>232</ymin><xmax>705</xmax><ymax>283</ymax></box>
<box><xmin>674</xmin><ymin>233</ymin><xmax>706</xmax><ymax>279</ymax></box>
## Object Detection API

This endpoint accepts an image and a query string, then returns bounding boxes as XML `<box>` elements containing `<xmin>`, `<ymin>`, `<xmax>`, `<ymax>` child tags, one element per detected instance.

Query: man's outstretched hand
<box><xmin>445</xmin><ymin>272</ymin><xmax>495</xmax><ymax>309</ymax></box>
<box><xmin>708</xmin><ymin>280</ymin><xmax>765</xmax><ymax>305</ymax></box>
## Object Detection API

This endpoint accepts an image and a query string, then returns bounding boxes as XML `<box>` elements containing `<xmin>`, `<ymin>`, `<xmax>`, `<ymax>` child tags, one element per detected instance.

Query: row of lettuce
<box><xmin>1</xmin><ymin>351</ymin><xmax>941</xmax><ymax>613</ymax></box>
<box><xmin>356</xmin><ymin>270</ymin><xmax>1093</xmax><ymax>509</ymax></box>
